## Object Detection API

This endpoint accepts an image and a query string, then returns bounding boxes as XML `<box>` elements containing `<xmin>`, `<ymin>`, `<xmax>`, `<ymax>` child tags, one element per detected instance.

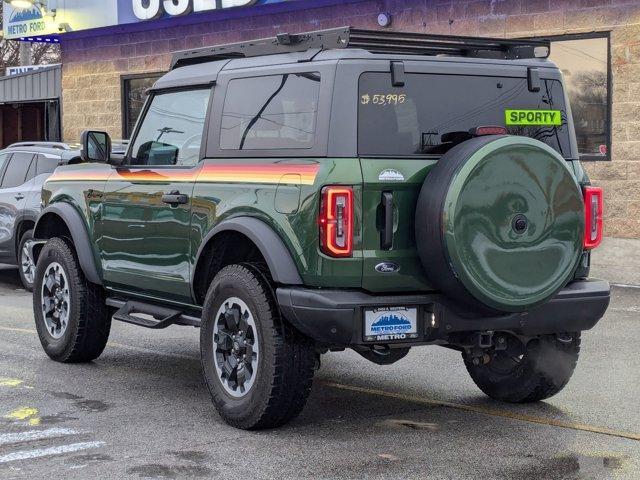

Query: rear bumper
<box><xmin>277</xmin><ymin>279</ymin><xmax>610</xmax><ymax>346</ymax></box>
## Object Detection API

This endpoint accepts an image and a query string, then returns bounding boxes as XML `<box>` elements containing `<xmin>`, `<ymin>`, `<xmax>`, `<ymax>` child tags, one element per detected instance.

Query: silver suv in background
<box><xmin>0</xmin><ymin>143</ymin><xmax>80</xmax><ymax>290</ymax></box>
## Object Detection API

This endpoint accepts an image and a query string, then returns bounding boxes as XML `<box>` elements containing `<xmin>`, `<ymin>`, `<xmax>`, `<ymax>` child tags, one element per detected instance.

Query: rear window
<box><xmin>36</xmin><ymin>155</ymin><xmax>61</xmax><ymax>175</ymax></box>
<box><xmin>358</xmin><ymin>72</ymin><xmax>572</xmax><ymax>158</ymax></box>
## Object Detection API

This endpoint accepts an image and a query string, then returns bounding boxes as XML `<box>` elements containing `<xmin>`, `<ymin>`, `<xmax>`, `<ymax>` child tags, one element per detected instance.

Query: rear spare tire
<box><xmin>415</xmin><ymin>136</ymin><xmax>584</xmax><ymax>313</ymax></box>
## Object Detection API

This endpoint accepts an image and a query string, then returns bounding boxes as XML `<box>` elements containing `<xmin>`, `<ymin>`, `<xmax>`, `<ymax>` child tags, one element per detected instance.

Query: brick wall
<box><xmin>61</xmin><ymin>0</ymin><xmax>640</xmax><ymax>237</ymax></box>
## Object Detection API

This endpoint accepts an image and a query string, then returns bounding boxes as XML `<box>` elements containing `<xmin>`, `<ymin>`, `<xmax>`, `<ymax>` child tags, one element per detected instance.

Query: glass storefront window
<box><xmin>121</xmin><ymin>73</ymin><xmax>164</xmax><ymax>139</ymax></box>
<box><xmin>547</xmin><ymin>34</ymin><xmax>611</xmax><ymax>160</ymax></box>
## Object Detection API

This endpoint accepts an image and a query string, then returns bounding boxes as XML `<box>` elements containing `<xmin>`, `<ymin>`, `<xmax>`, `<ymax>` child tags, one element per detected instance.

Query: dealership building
<box><xmin>1</xmin><ymin>0</ymin><xmax>639</xmax><ymax>246</ymax></box>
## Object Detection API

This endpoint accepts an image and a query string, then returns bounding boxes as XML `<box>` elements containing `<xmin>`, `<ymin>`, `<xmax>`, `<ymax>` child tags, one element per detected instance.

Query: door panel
<box><xmin>101</xmin><ymin>87</ymin><xmax>212</xmax><ymax>303</ymax></box>
<box><xmin>0</xmin><ymin>153</ymin><xmax>34</xmax><ymax>262</ymax></box>
<box><xmin>0</xmin><ymin>184</ymin><xmax>30</xmax><ymax>261</ymax></box>
<box><xmin>101</xmin><ymin>167</ymin><xmax>200</xmax><ymax>302</ymax></box>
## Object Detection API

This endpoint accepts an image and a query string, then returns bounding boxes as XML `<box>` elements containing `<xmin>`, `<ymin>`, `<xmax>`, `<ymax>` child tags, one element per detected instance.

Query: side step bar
<box><xmin>106</xmin><ymin>298</ymin><xmax>201</xmax><ymax>329</ymax></box>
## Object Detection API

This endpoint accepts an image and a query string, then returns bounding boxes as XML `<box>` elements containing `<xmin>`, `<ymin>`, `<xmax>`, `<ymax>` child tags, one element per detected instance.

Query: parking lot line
<box><xmin>0</xmin><ymin>441</ymin><xmax>105</xmax><ymax>464</ymax></box>
<box><xmin>0</xmin><ymin>428</ymin><xmax>78</xmax><ymax>446</ymax></box>
<box><xmin>0</xmin><ymin>326</ymin><xmax>35</xmax><ymax>335</ymax></box>
<box><xmin>322</xmin><ymin>381</ymin><xmax>640</xmax><ymax>442</ymax></box>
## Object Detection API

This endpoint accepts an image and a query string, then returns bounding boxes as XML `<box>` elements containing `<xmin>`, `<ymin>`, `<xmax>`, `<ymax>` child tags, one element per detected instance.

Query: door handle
<box><xmin>381</xmin><ymin>191</ymin><xmax>394</xmax><ymax>250</ymax></box>
<box><xmin>14</xmin><ymin>194</ymin><xmax>25</xmax><ymax>201</ymax></box>
<box><xmin>162</xmin><ymin>190</ymin><xmax>189</xmax><ymax>205</ymax></box>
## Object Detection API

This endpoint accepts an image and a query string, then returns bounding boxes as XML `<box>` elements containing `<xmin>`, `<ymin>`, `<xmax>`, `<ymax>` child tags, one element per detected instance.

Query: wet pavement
<box><xmin>0</xmin><ymin>265</ymin><xmax>638</xmax><ymax>479</ymax></box>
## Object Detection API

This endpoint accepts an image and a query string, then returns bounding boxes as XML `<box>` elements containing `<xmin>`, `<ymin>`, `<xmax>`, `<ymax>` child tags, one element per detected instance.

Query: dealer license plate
<box><xmin>364</xmin><ymin>307</ymin><xmax>419</xmax><ymax>342</ymax></box>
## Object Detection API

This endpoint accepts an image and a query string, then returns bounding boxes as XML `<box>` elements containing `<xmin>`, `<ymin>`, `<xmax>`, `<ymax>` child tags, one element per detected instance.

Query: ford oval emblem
<box><xmin>375</xmin><ymin>262</ymin><xmax>400</xmax><ymax>273</ymax></box>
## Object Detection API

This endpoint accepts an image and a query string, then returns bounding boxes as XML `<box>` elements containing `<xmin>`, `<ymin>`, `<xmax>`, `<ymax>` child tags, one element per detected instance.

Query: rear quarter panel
<box><xmin>190</xmin><ymin>157</ymin><xmax>364</xmax><ymax>289</ymax></box>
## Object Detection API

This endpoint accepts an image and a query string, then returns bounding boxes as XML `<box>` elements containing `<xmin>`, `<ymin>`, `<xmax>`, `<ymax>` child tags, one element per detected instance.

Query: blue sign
<box><xmin>4</xmin><ymin>0</ymin><xmax>295</xmax><ymax>40</ymax></box>
<box><xmin>118</xmin><ymin>0</ymin><xmax>292</xmax><ymax>24</ymax></box>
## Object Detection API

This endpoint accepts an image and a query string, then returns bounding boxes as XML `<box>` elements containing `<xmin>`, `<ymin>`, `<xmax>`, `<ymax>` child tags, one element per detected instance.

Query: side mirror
<box><xmin>80</xmin><ymin>130</ymin><xmax>111</xmax><ymax>163</ymax></box>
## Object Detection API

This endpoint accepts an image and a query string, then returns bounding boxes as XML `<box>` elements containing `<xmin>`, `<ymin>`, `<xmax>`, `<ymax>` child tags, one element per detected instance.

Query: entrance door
<box><xmin>100</xmin><ymin>87</ymin><xmax>212</xmax><ymax>304</ymax></box>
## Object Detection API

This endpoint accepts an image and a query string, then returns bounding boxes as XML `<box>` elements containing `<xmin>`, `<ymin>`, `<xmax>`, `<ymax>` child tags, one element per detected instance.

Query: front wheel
<box><xmin>200</xmin><ymin>264</ymin><xmax>315</xmax><ymax>430</ymax></box>
<box><xmin>464</xmin><ymin>333</ymin><xmax>581</xmax><ymax>403</ymax></box>
<box><xmin>33</xmin><ymin>237</ymin><xmax>111</xmax><ymax>363</ymax></box>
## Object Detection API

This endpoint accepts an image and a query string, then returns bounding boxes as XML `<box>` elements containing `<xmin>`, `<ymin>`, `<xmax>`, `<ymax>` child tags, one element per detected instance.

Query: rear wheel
<box><xmin>18</xmin><ymin>230</ymin><xmax>35</xmax><ymax>291</ymax></box>
<box><xmin>200</xmin><ymin>264</ymin><xmax>315</xmax><ymax>430</ymax></box>
<box><xmin>33</xmin><ymin>237</ymin><xmax>111</xmax><ymax>363</ymax></box>
<box><xmin>464</xmin><ymin>333</ymin><xmax>581</xmax><ymax>403</ymax></box>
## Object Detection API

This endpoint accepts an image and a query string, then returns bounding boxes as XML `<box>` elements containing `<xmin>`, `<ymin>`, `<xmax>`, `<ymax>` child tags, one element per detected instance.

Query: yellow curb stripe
<box><xmin>321</xmin><ymin>381</ymin><xmax>640</xmax><ymax>442</ymax></box>
<box><xmin>0</xmin><ymin>378</ymin><xmax>23</xmax><ymax>387</ymax></box>
<box><xmin>5</xmin><ymin>407</ymin><xmax>38</xmax><ymax>421</ymax></box>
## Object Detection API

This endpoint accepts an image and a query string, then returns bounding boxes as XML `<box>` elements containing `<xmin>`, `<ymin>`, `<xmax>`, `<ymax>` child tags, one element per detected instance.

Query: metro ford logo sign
<box><xmin>5</xmin><ymin>6</ymin><xmax>49</xmax><ymax>38</ymax></box>
<box><xmin>133</xmin><ymin>0</ymin><xmax>257</xmax><ymax>20</ymax></box>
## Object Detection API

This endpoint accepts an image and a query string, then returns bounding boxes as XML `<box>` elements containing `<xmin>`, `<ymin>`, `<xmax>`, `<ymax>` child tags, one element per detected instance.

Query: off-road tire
<box><xmin>464</xmin><ymin>334</ymin><xmax>581</xmax><ymax>403</ymax></box>
<box><xmin>17</xmin><ymin>229</ymin><xmax>35</xmax><ymax>291</ymax></box>
<box><xmin>200</xmin><ymin>264</ymin><xmax>315</xmax><ymax>430</ymax></box>
<box><xmin>33</xmin><ymin>237</ymin><xmax>111</xmax><ymax>363</ymax></box>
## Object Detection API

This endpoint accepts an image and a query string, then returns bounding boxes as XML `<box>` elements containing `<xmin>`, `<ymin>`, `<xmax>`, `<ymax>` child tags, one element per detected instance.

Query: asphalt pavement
<box><xmin>0</xmin><ymin>265</ymin><xmax>638</xmax><ymax>479</ymax></box>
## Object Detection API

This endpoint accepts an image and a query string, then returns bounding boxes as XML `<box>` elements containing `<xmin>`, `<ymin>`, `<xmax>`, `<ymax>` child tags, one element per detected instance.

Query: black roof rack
<box><xmin>170</xmin><ymin>27</ymin><xmax>550</xmax><ymax>70</ymax></box>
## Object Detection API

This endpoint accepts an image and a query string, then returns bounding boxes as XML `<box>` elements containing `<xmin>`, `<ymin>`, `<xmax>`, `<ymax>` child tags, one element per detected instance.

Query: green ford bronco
<box><xmin>32</xmin><ymin>28</ymin><xmax>609</xmax><ymax>430</ymax></box>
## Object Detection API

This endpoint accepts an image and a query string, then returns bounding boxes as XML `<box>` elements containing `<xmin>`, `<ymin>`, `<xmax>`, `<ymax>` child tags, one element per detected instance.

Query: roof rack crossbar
<box><xmin>170</xmin><ymin>27</ymin><xmax>550</xmax><ymax>70</ymax></box>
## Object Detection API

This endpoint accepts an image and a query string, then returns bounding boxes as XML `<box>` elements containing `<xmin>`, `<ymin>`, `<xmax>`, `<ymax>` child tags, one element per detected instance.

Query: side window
<box><xmin>36</xmin><ymin>155</ymin><xmax>62</xmax><ymax>175</ymax></box>
<box><xmin>220</xmin><ymin>72</ymin><xmax>321</xmax><ymax>150</ymax></box>
<box><xmin>130</xmin><ymin>88</ymin><xmax>212</xmax><ymax>167</ymax></box>
<box><xmin>0</xmin><ymin>153</ymin><xmax>9</xmax><ymax>178</ymax></box>
<box><xmin>547</xmin><ymin>34</ymin><xmax>610</xmax><ymax>160</ymax></box>
<box><xmin>0</xmin><ymin>153</ymin><xmax>34</xmax><ymax>188</ymax></box>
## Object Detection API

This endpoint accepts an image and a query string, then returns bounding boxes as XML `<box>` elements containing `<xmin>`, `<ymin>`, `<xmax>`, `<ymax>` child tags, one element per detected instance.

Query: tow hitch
<box><xmin>465</xmin><ymin>331</ymin><xmax>510</xmax><ymax>366</ymax></box>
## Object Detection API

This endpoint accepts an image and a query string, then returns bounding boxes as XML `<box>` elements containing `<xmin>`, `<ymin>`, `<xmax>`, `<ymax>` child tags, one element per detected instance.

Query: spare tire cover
<box><xmin>415</xmin><ymin>135</ymin><xmax>584</xmax><ymax>313</ymax></box>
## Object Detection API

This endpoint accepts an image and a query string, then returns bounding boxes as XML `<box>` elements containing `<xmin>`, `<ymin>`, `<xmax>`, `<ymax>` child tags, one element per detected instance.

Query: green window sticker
<box><xmin>505</xmin><ymin>110</ymin><xmax>562</xmax><ymax>126</ymax></box>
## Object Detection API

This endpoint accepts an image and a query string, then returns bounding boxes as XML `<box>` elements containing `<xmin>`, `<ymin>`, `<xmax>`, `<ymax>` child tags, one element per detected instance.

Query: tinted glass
<box><xmin>358</xmin><ymin>73</ymin><xmax>572</xmax><ymax>158</ymax></box>
<box><xmin>548</xmin><ymin>36</ymin><xmax>609</xmax><ymax>158</ymax></box>
<box><xmin>1</xmin><ymin>153</ymin><xmax>34</xmax><ymax>188</ymax></box>
<box><xmin>221</xmin><ymin>72</ymin><xmax>321</xmax><ymax>150</ymax></box>
<box><xmin>123</xmin><ymin>74</ymin><xmax>164</xmax><ymax>139</ymax></box>
<box><xmin>26</xmin><ymin>157</ymin><xmax>36</xmax><ymax>182</ymax></box>
<box><xmin>0</xmin><ymin>153</ymin><xmax>9</xmax><ymax>174</ymax></box>
<box><xmin>131</xmin><ymin>88</ymin><xmax>211</xmax><ymax>167</ymax></box>
<box><xmin>36</xmin><ymin>155</ymin><xmax>61</xmax><ymax>175</ymax></box>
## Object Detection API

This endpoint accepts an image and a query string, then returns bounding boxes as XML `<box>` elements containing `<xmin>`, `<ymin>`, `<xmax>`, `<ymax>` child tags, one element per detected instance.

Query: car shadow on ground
<box><xmin>92</xmin><ymin>342</ymin><xmax>572</xmax><ymax>430</ymax></box>
<box><xmin>0</xmin><ymin>265</ymin><xmax>22</xmax><ymax>289</ymax></box>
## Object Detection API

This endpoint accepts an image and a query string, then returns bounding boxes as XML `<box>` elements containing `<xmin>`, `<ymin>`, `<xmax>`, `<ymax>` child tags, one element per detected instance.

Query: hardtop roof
<box><xmin>152</xmin><ymin>49</ymin><xmax>559</xmax><ymax>91</ymax></box>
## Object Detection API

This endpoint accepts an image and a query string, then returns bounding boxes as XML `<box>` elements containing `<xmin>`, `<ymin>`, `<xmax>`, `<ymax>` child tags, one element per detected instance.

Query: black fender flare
<box><xmin>34</xmin><ymin>203</ymin><xmax>102</xmax><ymax>285</ymax></box>
<box><xmin>12</xmin><ymin>213</ymin><xmax>37</xmax><ymax>256</ymax></box>
<box><xmin>194</xmin><ymin>217</ymin><xmax>303</xmax><ymax>286</ymax></box>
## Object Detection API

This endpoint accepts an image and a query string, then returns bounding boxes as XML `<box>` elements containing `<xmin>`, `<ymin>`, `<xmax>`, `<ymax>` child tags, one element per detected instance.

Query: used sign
<box><xmin>132</xmin><ymin>0</ymin><xmax>258</xmax><ymax>20</ymax></box>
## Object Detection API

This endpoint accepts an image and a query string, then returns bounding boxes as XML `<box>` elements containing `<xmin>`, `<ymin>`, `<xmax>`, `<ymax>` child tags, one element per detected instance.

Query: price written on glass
<box><xmin>361</xmin><ymin>94</ymin><xmax>407</xmax><ymax>106</ymax></box>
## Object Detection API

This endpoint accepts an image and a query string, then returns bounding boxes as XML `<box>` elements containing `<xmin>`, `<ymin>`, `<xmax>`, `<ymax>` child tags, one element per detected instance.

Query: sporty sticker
<box><xmin>505</xmin><ymin>109</ymin><xmax>562</xmax><ymax>126</ymax></box>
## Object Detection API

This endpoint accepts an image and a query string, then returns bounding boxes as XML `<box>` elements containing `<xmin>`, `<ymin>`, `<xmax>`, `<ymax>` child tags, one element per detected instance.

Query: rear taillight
<box><xmin>319</xmin><ymin>186</ymin><xmax>354</xmax><ymax>258</ymax></box>
<box><xmin>583</xmin><ymin>186</ymin><xmax>603</xmax><ymax>250</ymax></box>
